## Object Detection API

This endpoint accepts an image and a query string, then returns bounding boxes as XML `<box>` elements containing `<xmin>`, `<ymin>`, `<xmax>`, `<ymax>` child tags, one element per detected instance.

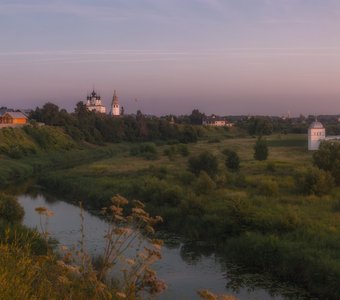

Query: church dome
<box><xmin>309</xmin><ymin>121</ymin><xmax>324</xmax><ymax>129</ymax></box>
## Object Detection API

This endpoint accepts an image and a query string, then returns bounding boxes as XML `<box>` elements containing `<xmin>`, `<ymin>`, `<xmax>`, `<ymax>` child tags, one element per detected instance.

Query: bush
<box><xmin>163</xmin><ymin>146</ymin><xmax>177</xmax><ymax>161</ymax></box>
<box><xmin>130</xmin><ymin>143</ymin><xmax>159</xmax><ymax>160</ymax></box>
<box><xmin>0</xmin><ymin>194</ymin><xmax>24</xmax><ymax>222</ymax></box>
<box><xmin>256</xmin><ymin>179</ymin><xmax>279</xmax><ymax>196</ymax></box>
<box><xmin>297</xmin><ymin>167</ymin><xmax>335</xmax><ymax>196</ymax></box>
<box><xmin>188</xmin><ymin>151</ymin><xmax>218</xmax><ymax>177</ymax></box>
<box><xmin>177</xmin><ymin>144</ymin><xmax>190</xmax><ymax>157</ymax></box>
<box><xmin>140</xmin><ymin>177</ymin><xmax>183</xmax><ymax>206</ymax></box>
<box><xmin>194</xmin><ymin>171</ymin><xmax>216</xmax><ymax>194</ymax></box>
<box><xmin>223</xmin><ymin>149</ymin><xmax>240</xmax><ymax>172</ymax></box>
<box><xmin>313</xmin><ymin>141</ymin><xmax>340</xmax><ymax>185</ymax></box>
<box><xmin>254</xmin><ymin>137</ymin><xmax>268</xmax><ymax>161</ymax></box>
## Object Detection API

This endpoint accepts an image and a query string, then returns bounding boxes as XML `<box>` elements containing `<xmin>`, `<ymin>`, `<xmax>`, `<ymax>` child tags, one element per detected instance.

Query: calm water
<box><xmin>17</xmin><ymin>192</ymin><xmax>310</xmax><ymax>300</ymax></box>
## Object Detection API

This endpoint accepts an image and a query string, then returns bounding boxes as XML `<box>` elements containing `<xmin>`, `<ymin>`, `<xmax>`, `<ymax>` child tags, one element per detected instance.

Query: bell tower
<box><xmin>110</xmin><ymin>90</ymin><xmax>120</xmax><ymax>116</ymax></box>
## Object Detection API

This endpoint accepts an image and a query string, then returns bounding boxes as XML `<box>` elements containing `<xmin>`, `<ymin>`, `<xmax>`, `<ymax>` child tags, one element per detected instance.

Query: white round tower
<box><xmin>308</xmin><ymin>120</ymin><xmax>326</xmax><ymax>151</ymax></box>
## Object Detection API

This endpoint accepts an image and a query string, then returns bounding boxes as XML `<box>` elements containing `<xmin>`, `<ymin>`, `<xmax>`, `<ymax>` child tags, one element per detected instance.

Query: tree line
<box><xmin>30</xmin><ymin>102</ymin><xmax>202</xmax><ymax>144</ymax></box>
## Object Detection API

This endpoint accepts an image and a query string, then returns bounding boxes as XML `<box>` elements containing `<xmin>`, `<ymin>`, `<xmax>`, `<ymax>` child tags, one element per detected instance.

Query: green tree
<box><xmin>254</xmin><ymin>137</ymin><xmax>268</xmax><ymax>161</ymax></box>
<box><xmin>189</xmin><ymin>109</ymin><xmax>205</xmax><ymax>125</ymax></box>
<box><xmin>313</xmin><ymin>141</ymin><xmax>340</xmax><ymax>184</ymax></box>
<box><xmin>223</xmin><ymin>149</ymin><xmax>240</xmax><ymax>172</ymax></box>
<box><xmin>247</xmin><ymin>117</ymin><xmax>273</xmax><ymax>136</ymax></box>
<box><xmin>188</xmin><ymin>151</ymin><xmax>218</xmax><ymax>176</ymax></box>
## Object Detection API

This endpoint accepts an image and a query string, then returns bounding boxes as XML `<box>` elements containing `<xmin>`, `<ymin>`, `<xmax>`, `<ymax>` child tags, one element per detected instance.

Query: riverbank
<box><xmin>0</xmin><ymin>126</ymin><xmax>130</xmax><ymax>187</ymax></box>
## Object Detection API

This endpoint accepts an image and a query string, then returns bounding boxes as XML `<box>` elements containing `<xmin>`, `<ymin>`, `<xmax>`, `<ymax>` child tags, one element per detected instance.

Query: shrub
<box><xmin>254</xmin><ymin>137</ymin><xmax>268</xmax><ymax>161</ymax></box>
<box><xmin>140</xmin><ymin>177</ymin><xmax>183</xmax><ymax>206</ymax></box>
<box><xmin>297</xmin><ymin>167</ymin><xmax>335</xmax><ymax>196</ymax></box>
<box><xmin>313</xmin><ymin>141</ymin><xmax>340</xmax><ymax>184</ymax></box>
<box><xmin>178</xmin><ymin>171</ymin><xmax>196</xmax><ymax>185</ymax></box>
<box><xmin>0</xmin><ymin>193</ymin><xmax>24</xmax><ymax>222</ymax></box>
<box><xmin>188</xmin><ymin>151</ymin><xmax>218</xmax><ymax>177</ymax></box>
<box><xmin>163</xmin><ymin>146</ymin><xmax>177</xmax><ymax>161</ymax></box>
<box><xmin>223</xmin><ymin>149</ymin><xmax>240</xmax><ymax>172</ymax></box>
<box><xmin>130</xmin><ymin>143</ymin><xmax>159</xmax><ymax>160</ymax></box>
<box><xmin>256</xmin><ymin>179</ymin><xmax>279</xmax><ymax>197</ymax></box>
<box><xmin>194</xmin><ymin>171</ymin><xmax>216</xmax><ymax>194</ymax></box>
<box><xmin>177</xmin><ymin>144</ymin><xmax>190</xmax><ymax>157</ymax></box>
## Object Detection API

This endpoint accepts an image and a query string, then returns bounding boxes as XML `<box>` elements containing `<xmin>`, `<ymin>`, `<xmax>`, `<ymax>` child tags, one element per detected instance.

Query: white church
<box><xmin>308</xmin><ymin>120</ymin><xmax>340</xmax><ymax>150</ymax></box>
<box><xmin>85</xmin><ymin>89</ymin><xmax>122</xmax><ymax>116</ymax></box>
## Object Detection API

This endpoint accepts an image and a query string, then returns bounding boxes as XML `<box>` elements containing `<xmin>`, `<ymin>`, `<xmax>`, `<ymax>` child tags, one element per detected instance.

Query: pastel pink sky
<box><xmin>1</xmin><ymin>0</ymin><xmax>340</xmax><ymax>115</ymax></box>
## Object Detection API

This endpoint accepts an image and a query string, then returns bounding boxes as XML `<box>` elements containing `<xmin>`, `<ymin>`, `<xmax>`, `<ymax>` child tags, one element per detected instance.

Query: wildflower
<box><xmin>116</xmin><ymin>291</ymin><xmax>127</xmax><ymax>299</ymax></box>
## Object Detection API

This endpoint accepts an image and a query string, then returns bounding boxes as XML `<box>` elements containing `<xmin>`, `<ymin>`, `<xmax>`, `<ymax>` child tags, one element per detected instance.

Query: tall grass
<box><xmin>0</xmin><ymin>195</ymin><xmax>166</xmax><ymax>300</ymax></box>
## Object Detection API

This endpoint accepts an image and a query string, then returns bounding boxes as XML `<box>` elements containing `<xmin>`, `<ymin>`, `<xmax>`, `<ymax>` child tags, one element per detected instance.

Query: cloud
<box><xmin>1</xmin><ymin>47</ymin><xmax>340</xmax><ymax>66</ymax></box>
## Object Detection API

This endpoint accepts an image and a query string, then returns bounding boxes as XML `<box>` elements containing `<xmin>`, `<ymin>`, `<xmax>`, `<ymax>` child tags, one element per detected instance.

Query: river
<box><xmin>16</xmin><ymin>189</ymin><xmax>312</xmax><ymax>300</ymax></box>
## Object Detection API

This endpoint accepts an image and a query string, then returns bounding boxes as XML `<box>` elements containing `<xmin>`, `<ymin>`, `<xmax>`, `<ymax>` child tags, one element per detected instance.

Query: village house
<box><xmin>202</xmin><ymin>114</ymin><xmax>233</xmax><ymax>127</ymax></box>
<box><xmin>0</xmin><ymin>111</ymin><xmax>28</xmax><ymax>127</ymax></box>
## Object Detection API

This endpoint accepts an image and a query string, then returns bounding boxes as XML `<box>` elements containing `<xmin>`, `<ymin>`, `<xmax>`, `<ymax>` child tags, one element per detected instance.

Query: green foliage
<box><xmin>130</xmin><ymin>143</ymin><xmax>159</xmax><ymax>160</ymax></box>
<box><xmin>0</xmin><ymin>193</ymin><xmax>24</xmax><ymax>222</ymax></box>
<box><xmin>297</xmin><ymin>167</ymin><xmax>335</xmax><ymax>196</ymax></box>
<box><xmin>188</xmin><ymin>151</ymin><xmax>218</xmax><ymax>177</ymax></box>
<box><xmin>266</xmin><ymin>161</ymin><xmax>276</xmax><ymax>172</ymax></box>
<box><xmin>313</xmin><ymin>141</ymin><xmax>340</xmax><ymax>184</ymax></box>
<box><xmin>31</xmin><ymin>102</ymin><xmax>200</xmax><ymax>144</ymax></box>
<box><xmin>189</xmin><ymin>109</ymin><xmax>205</xmax><ymax>125</ymax></box>
<box><xmin>256</xmin><ymin>179</ymin><xmax>279</xmax><ymax>197</ymax></box>
<box><xmin>163</xmin><ymin>144</ymin><xmax>190</xmax><ymax>160</ymax></box>
<box><xmin>194</xmin><ymin>171</ymin><xmax>216</xmax><ymax>195</ymax></box>
<box><xmin>140</xmin><ymin>177</ymin><xmax>183</xmax><ymax>206</ymax></box>
<box><xmin>178</xmin><ymin>171</ymin><xmax>196</xmax><ymax>185</ymax></box>
<box><xmin>163</xmin><ymin>146</ymin><xmax>177</xmax><ymax>161</ymax></box>
<box><xmin>177</xmin><ymin>144</ymin><xmax>190</xmax><ymax>157</ymax></box>
<box><xmin>0</xmin><ymin>222</ymin><xmax>47</xmax><ymax>255</ymax></box>
<box><xmin>254</xmin><ymin>137</ymin><xmax>269</xmax><ymax>161</ymax></box>
<box><xmin>0</xmin><ymin>126</ymin><xmax>76</xmax><ymax>160</ymax></box>
<box><xmin>23</xmin><ymin>126</ymin><xmax>76</xmax><ymax>151</ymax></box>
<box><xmin>246</xmin><ymin>117</ymin><xmax>273</xmax><ymax>136</ymax></box>
<box><xmin>223</xmin><ymin>149</ymin><xmax>240</xmax><ymax>172</ymax></box>
<box><xmin>0</xmin><ymin>127</ymin><xmax>37</xmax><ymax>158</ymax></box>
<box><xmin>224</xmin><ymin>232</ymin><xmax>340</xmax><ymax>300</ymax></box>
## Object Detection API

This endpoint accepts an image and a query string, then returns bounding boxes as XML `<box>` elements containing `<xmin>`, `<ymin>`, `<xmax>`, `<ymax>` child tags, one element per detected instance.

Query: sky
<box><xmin>1</xmin><ymin>0</ymin><xmax>340</xmax><ymax>116</ymax></box>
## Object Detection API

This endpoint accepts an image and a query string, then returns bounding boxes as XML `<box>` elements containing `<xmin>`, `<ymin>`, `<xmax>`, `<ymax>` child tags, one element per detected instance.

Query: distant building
<box><xmin>110</xmin><ymin>90</ymin><xmax>120</xmax><ymax>116</ymax></box>
<box><xmin>85</xmin><ymin>90</ymin><xmax>106</xmax><ymax>114</ymax></box>
<box><xmin>203</xmin><ymin>115</ymin><xmax>233</xmax><ymax>127</ymax></box>
<box><xmin>308</xmin><ymin>119</ymin><xmax>340</xmax><ymax>150</ymax></box>
<box><xmin>308</xmin><ymin>120</ymin><xmax>326</xmax><ymax>150</ymax></box>
<box><xmin>0</xmin><ymin>111</ymin><xmax>28</xmax><ymax>127</ymax></box>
